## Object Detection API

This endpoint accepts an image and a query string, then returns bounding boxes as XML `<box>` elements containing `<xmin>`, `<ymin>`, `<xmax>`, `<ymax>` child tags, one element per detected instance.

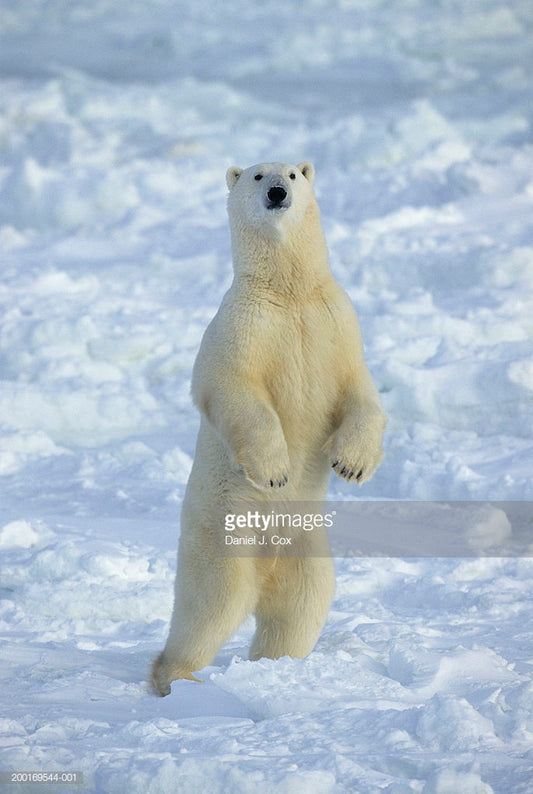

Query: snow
<box><xmin>0</xmin><ymin>0</ymin><xmax>532</xmax><ymax>791</ymax></box>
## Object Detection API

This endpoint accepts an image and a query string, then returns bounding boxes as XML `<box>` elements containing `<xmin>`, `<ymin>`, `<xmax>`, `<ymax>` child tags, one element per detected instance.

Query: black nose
<box><xmin>267</xmin><ymin>186</ymin><xmax>287</xmax><ymax>205</ymax></box>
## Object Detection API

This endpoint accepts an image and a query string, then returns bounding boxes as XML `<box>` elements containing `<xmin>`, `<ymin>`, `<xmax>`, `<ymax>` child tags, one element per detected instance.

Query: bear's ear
<box><xmin>298</xmin><ymin>162</ymin><xmax>315</xmax><ymax>184</ymax></box>
<box><xmin>226</xmin><ymin>166</ymin><xmax>243</xmax><ymax>189</ymax></box>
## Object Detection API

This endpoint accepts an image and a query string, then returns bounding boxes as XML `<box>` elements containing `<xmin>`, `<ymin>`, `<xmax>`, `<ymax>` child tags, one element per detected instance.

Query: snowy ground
<box><xmin>1</xmin><ymin>1</ymin><xmax>532</xmax><ymax>792</ymax></box>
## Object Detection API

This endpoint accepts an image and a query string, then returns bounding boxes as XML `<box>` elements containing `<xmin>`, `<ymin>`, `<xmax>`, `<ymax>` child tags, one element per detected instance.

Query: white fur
<box><xmin>151</xmin><ymin>161</ymin><xmax>386</xmax><ymax>696</ymax></box>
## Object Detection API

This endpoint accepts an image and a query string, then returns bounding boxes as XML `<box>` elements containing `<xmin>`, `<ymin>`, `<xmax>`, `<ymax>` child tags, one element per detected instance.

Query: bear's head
<box><xmin>226</xmin><ymin>162</ymin><xmax>316</xmax><ymax>236</ymax></box>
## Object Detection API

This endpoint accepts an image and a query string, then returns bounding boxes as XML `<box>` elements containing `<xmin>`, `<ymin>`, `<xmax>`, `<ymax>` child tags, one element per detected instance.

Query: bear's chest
<box><xmin>251</xmin><ymin>301</ymin><xmax>343</xmax><ymax>423</ymax></box>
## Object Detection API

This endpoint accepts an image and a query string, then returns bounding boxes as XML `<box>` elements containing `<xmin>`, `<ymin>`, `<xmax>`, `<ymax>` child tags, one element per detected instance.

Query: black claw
<box><xmin>340</xmin><ymin>465</ymin><xmax>346</xmax><ymax>475</ymax></box>
<box><xmin>332</xmin><ymin>459</ymin><xmax>339</xmax><ymax>469</ymax></box>
<box><xmin>347</xmin><ymin>470</ymin><xmax>354</xmax><ymax>480</ymax></box>
<box><xmin>356</xmin><ymin>469</ymin><xmax>363</xmax><ymax>481</ymax></box>
<box><xmin>269</xmin><ymin>479</ymin><xmax>274</xmax><ymax>487</ymax></box>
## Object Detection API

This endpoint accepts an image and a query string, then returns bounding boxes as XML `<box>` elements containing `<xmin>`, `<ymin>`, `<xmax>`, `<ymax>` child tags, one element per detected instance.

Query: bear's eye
<box><xmin>254</xmin><ymin>173</ymin><xmax>263</xmax><ymax>181</ymax></box>
<box><xmin>289</xmin><ymin>172</ymin><xmax>296</xmax><ymax>180</ymax></box>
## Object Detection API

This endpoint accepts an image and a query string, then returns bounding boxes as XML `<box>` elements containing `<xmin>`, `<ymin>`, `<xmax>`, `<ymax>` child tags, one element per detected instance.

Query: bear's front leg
<box><xmin>233</xmin><ymin>407</ymin><xmax>290</xmax><ymax>491</ymax></box>
<box><xmin>198</xmin><ymin>383</ymin><xmax>290</xmax><ymax>491</ymax></box>
<box><xmin>326</xmin><ymin>398</ymin><xmax>386</xmax><ymax>485</ymax></box>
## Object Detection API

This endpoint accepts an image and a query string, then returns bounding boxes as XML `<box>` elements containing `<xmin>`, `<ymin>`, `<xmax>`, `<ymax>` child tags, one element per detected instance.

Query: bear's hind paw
<box><xmin>150</xmin><ymin>652</ymin><xmax>203</xmax><ymax>696</ymax></box>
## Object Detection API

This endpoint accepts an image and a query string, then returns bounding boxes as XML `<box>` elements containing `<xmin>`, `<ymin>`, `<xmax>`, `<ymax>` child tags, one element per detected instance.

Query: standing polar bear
<box><xmin>151</xmin><ymin>162</ymin><xmax>386</xmax><ymax>696</ymax></box>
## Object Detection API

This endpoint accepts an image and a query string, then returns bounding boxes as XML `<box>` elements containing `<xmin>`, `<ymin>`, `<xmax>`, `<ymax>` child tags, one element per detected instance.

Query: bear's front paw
<box><xmin>236</xmin><ymin>442</ymin><xmax>290</xmax><ymax>491</ymax></box>
<box><xmin>331</xmin><ymin>448</ymin><xmax>383</xmax><ymax>485</ymax></box>
<box><xmin>327</xmin><ymin>405</ymin><xmax>386</xmax><ymax>485</ymax></box>
<box><xmin>241</xmin><ymin>461</ymin><xmax>289</xmax><ymax>491</ymax></box>
<box><xmin>328</xmin><ymin>431</ymin><xmax>384</xmax><ymax>486</ymax></box>
<box><xmin>331</xmin><ymin>458</ymin><xmax>364</xmax><ymax>483</ymax></box>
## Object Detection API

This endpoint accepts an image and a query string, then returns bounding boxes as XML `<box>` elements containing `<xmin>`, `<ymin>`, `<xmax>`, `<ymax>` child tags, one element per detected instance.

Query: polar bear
<box><xmin>151</xmin><ymin>161</ymin><xmax>386</xmax><ymax>696</ymax></box>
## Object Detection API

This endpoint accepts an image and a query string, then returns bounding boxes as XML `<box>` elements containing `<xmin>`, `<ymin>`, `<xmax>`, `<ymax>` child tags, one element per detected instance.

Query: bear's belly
<box><xmin>265</xmin><ymin>353</ymin><xmax>339</xmax><ymax>487</ymax></box>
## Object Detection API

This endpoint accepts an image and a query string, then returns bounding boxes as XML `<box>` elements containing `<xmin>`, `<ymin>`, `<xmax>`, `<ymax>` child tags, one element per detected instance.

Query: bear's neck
<box><xmin>230</xmin><ymin>206</ymin><xmax>332</xmax><ymax>301</ymax></box>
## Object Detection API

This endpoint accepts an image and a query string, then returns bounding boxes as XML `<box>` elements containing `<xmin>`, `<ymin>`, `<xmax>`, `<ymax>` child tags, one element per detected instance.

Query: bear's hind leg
<box><xmin>151</xmin><ymin>556</ymin><xmax>256</xmax><ymax>696</ymax></box>
<box><xmin>249</xmin><ymin>556</ymin><xmax>335</xmax><ymax>662</ymax></box>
